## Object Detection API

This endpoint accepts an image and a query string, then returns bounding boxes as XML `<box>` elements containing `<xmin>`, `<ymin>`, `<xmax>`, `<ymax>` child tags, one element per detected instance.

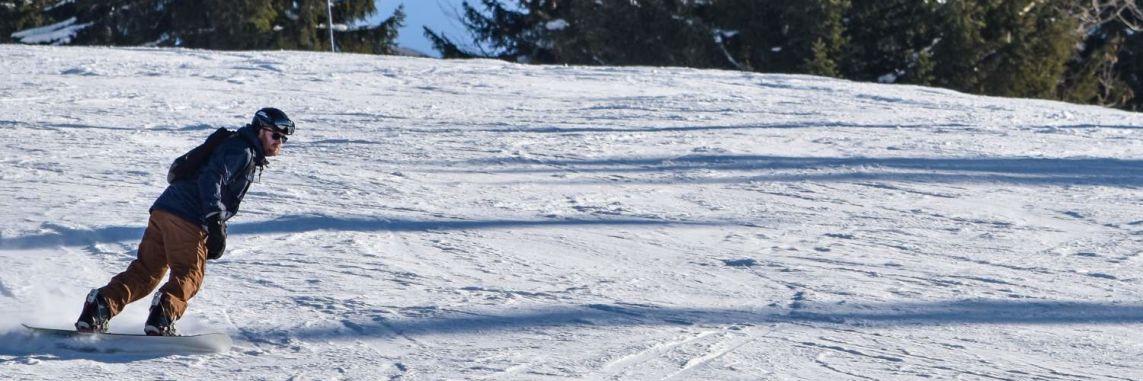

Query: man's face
<box><xmin>259</xmin><ymin>127</ymin><xmax>286</xmax><ymax>157</ymax></box>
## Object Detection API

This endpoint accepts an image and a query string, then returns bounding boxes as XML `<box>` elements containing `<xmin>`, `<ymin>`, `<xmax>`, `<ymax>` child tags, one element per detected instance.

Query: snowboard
<box><xmin>22</xmin><ymin>324</ymin><xmax>232</xmax><ymax>353</ymax></box>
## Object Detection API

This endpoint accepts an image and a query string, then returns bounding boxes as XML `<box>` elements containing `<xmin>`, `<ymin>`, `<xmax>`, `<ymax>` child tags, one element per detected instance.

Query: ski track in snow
<box><xmin>0</xmin><ymin>44</ymin><xmax>1141</xmax><ymax>380</ymax></box>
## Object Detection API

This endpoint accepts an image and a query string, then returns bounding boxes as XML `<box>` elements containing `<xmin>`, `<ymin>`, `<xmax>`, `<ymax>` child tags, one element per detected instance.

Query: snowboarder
<box><xmin>74</xmin><ymin>107</ymin><xmax>295</xmax><ymax>336</ymax></box>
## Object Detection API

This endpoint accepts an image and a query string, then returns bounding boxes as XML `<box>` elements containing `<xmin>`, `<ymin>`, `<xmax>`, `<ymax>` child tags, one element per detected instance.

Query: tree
<box><xmin>10</xmin><ymin>0</ymin><xmax>404</xmax><ymax>54</ymax></box>
<box><xmin>931</xmin><ymin>0</ymin><xmax>990</xmax><ymax>93</ymax></box>
<box><xmin>1118</xmin><ymin>32</ymin><xmax>1143</xmax><ymax>110</ymax></box>
<box><xmin>902</xmin><ymin>48</ymin><xmax>937</xmax><ymax>86</ymax></box>
<box><xmin>265</xmin><ymin>0</ymin><xmax>403</xmax><ymax>54</ymax></box>
<box><xmin>64</xmin><ymin>0</ymin><xmax>174</xmax><ymax>46</ymax></box>
<box><xmin>425</xmin><ymin>0</ymin><xmax>584</xmax><ymax>63</ymax></box>
<box><xmin>1</xmin><ymin>0</ymin><xmax>61</xmax><ymax>43</ymax></box>
<box><xmin>842</xmin><ymin>0</ymin><xmax>937</xmax><ymax>83</ymax></box>
<box><xmin>699</xmin><ymin>0</ymin><xmax>777</xmax><ymax>71</ymax></box>
<box><xmin>167</xmin><ymin>0</ymin><xmax>277</xmax><ymax>49</ymax></box>
<box><xmin>339</xmin><ymin>4</ymin><xmax>405</xmax><ymax>55</ymax></box>
<box><xmin>966</xmin><ymin>0</ymin><xmax>1076</xmax><ymax>99</ymax></box>
<box><xmin>558</xmin><ymin>0</ymin><xmax>716</xmax><ymax>67</ymax></box>
<box><xmin>805</xmin><ymin>39</ymin><xmax>840</xmax><ymax>77</ymax></box>
<box><xmin>1060</xmin><ymin>0</ymin><xmax>1142</xmax><ymax>109</ymax></box>
<box><xmin>929</xmin><ymin>0</ymin><xmax>1079</xmax><ymax>99</ymax></box>
<box><xmin>428</xmin><ymin>0</ymin><xmax>1139</xmax><ymax>111</ymax></box>
<box><xmin>703</xmin><ymin>0</ymin><xmax>849</xmax><ymax>74</ymax></box>
<box><xmin>797</xmin><ymin>0</ymin><xmax>849</xmax><ymax>77</ymax></box>
<box><xmin>426</xmin><ymin>0</ymin><xmax>719</xmax><ymax>66</ymax></box>
<box><xmin>1072</xmin><ymin>0</ymin><xmax>1143</xmax><ymax>32</ymax></box>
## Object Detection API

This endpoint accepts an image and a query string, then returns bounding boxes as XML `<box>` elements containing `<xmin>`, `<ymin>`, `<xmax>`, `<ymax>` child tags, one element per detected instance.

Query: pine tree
<box><xmin>1</xmin><ymin>0</ymin><xmax>61</xmax><ymax>43</ymax></box>
<box><xmin>901</xmin><ymin>48</ymin><xmax>936</xmax><ymax>86</ymax></box>
<box><xmin>269</xmin><ymin>0</ymin><xmax>332</xmax><ymax>51</ymax></box>
<box><xmin>781</xmin><ymin>0</ymin><xmax>849</xmax><ymax>75</ymax></box>
<box><xmin>425</xmin><ymin>0</ymin><xmax>564</xmax><ymax>62</ymax></box>
<box><xmin>703</xmin><ymin>0</ymin><xmax>849</xmax><ymax>74</ymax></box>
<box><xmin>842</xmin><ymin>0</ymin><xmax>937</xmax><ymax>82</ymax></box>
<box><xmin>802</xmin><ymin>0</ymin><xmax>849</xmax><ymax>77</ymax></box>
<box><xmin>701</xmin><ymin>0</ymin><xmax>779</xmax><ymax>71</ymax></box>
<box><xmin>65</xmin><ymin>0</ymin><xmax>173</xmax><ymax>46</ymax></box>
<box><xmin>973</xmin><ymin>0</ymin><xmax>1076</xmax><ymax>99</ymax></box>
<box><xmin>710</xmin><ymin>0</ymin><xmax>783</xmax><ymax>72</ymax></box>
<box><xmin>267</xmin><ymin>0</ymin><xmax>402</xmax><ymax>53</ymax></box>
<box><xmin>428</xmin><ymin>0</ymin><xmax>1137</xmax><ymax>111</ymax></box>
<box><xmin>424</xmin><ymin>25</ymin><xmax>475</xmax><ymax>59</ymax></box>
<box><xmin>931</xmin><ymin>0</ymin><xmax>990</xmax><ymax>93</ymax></box>
<box><xmin>427</xmin><ymin>0</ymin><xmax>718</xmax><ymax>67</ymax></box>
<box><xmin>167</xmin><ymin>0</ymin><xmax>276</xmax><ymax>49</ymax></box>
<box><xmin>564</xmin><ymin>0</ymin><xmax>715</xmax><ymax>67</ymax></box>
<box><xmin>805</xmin><ymin>39</ymin><xmax>840</xmax><ymax>77</ymax></box>
<box><xmin>339</xmin><ymin>5</ymin><xmax>405</xmax><ymax>55</ymax></box>
<box><xmin>9</xmin><ymin>0</ymin><xmax>402</xmax><ymax>54</ymax></box>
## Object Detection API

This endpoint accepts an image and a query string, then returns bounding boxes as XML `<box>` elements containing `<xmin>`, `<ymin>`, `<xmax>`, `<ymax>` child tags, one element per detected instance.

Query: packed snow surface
<box><xmin>0</xmin><ymin>44</ymin><xmax>1141</xmax><ymax>380</ymax></box>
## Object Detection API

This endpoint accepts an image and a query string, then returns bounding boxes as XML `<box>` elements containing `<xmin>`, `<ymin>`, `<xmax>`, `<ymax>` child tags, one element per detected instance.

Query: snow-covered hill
<box><xmin>0</xmin><ymin>44</ymin><xmax>1140</xmax><ymax>380</ymax></box>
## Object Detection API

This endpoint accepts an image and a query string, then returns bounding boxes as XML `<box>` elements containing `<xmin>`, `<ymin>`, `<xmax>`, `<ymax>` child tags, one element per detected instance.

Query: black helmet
<box><xmin>252</xmin><ymin>107</ymin><xmax>295</xmax><ymax>135</ymax></box>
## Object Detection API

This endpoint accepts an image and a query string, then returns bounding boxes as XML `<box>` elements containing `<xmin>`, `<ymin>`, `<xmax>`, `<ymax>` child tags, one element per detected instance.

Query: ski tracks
<box><xmin>592</xmin><ymin>325</ymin><xmax>767</xmax><ymax>380</ymax></box>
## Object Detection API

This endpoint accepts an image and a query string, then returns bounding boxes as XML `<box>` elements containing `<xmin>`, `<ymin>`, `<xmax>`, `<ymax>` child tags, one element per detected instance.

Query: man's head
<box><xmin>252</xmin><ymin>107</ymin><xmax>294</xmax><ymax>157</ymax></box>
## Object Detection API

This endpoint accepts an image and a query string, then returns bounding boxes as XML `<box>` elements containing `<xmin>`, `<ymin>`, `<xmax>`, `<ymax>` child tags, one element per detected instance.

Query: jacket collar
<box><xmin>238</xmin><ymin>124</ymin><xmax>270</xmax><ymax>166</ymax></box>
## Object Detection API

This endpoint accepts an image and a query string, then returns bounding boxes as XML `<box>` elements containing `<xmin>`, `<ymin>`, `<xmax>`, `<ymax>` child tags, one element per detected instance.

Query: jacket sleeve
<box><xmin>197</xmin><ymin>144</ymin><xmax>252</xmax><ymax>221</ymax></box>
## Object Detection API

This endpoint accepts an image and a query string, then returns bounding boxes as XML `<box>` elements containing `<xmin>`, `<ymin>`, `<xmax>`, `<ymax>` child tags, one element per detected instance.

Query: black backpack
<box><xmin>167</xmin><ymin>128</ymin><xmax>238</xmax><ymax>183</ymax></box>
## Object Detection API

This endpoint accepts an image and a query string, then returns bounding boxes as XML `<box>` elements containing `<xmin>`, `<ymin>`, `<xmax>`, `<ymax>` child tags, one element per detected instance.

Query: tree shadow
<box><xmin>423</xmin><ymin>121</ymin><xmax>955</xmax><ymax>134</ymax></box>
<box><xmin>281</xmin><ymin>300</ymin><xmax>1143</xmax><ymax>341</ymax></box>
<box><xmin>430</xmin><ymin>155</ymin><xmax>1143</xmax><ymax>187</ymax></box>
<box><xmin>0</xmin><ymin>120</ymin><xmax>138</xmax><ymax>132</ymax></box>
<box><xmin>0</xmin><ymin>226</ymin><xmax>143</xmax><ymax>250</ymax></box>
<box><xmin>409</xmin><ymin>121</ymin><xmax>1138</xmax><ymax>136</ymax></box>
<box><xmin>0</xmin><ymin>216</ymin><xmax>725</xmax><ymax>250</ymax></box>
<box><xmin>1051</xmin><ymin>123</ymin><xmax>1141</xmax><ymax>131</ymax></box>
<box><xmin>228</xmin><ymin>215</ymin><xmax>717</xmax><ymax>235</ymax></box>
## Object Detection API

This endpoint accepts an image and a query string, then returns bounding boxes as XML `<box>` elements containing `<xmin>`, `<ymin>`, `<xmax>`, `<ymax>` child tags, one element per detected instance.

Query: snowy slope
<box><xmin>0</xmin><ymin>44</ymin><xmax>1141</xmax><ymax>380</ymax></box>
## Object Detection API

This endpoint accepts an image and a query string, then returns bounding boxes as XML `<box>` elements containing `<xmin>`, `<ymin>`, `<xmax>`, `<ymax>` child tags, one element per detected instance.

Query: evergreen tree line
<box><xmin>426</xmin><ymin>0</ymin><xmax>1143</xmax><ymax>111</ymax></box>
<box><xmin>1</xmin><ymin>0</ymin><xmax>405</xmax><ymax>54</ymax></box>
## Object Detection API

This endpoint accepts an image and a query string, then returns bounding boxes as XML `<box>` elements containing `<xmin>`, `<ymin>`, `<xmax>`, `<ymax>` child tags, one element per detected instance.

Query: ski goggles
<box><xmin>265</xmin><ymin>119</ymin><xmax>294</xmax><ymax>135</ymax></box>
<box><xmin>255</xmin><ymin>113</ymin><xmax>295</xmax><ymax>135</ymax></box>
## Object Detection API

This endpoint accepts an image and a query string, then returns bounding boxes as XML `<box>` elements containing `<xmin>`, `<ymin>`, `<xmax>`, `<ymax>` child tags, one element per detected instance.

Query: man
<box><xmin>75</xmin><ymin>107</ymin><xmax>295</xmax><ymax>336</ymax></box>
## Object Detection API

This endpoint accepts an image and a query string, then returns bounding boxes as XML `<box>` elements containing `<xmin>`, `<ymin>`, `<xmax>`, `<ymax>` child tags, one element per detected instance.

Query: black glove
<box><xmin>206</xmin><ymin>214</ymin><xmax>227</xmax><ymax>260</ymax></box>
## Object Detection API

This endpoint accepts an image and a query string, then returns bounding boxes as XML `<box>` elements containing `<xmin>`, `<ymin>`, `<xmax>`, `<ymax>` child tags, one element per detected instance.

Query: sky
<box><xmin>376</xmin><ymin>0</ymin><xmax>470</xmax><ymax>57</ymax></box>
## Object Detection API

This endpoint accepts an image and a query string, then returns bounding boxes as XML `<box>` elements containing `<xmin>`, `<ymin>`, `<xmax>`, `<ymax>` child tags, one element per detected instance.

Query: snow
<box><xmin>0</xmin><ymin>44</ymin><xmax>1141</xmax><ymax>380</ymax></box>
<box><xmin>10</xmin><ymin>18</ymin><xmax>90</xmax><ymax>45</ymax></box>
<box><xmin>546</xmin><ymin>19</ymin><xmax>570</xmax><ymax>31</ymax></box>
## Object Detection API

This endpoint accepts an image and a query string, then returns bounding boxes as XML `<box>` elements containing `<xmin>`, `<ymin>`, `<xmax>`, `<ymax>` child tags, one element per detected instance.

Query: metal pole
<box><xmin>327</xmin><ymin>0</ymin><xmax>336</xmax><ymax>52</ymax></box>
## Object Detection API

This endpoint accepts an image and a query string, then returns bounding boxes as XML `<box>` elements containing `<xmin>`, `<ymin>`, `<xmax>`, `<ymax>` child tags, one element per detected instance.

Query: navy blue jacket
<box><xmin>152</xmin><ymin>125</ymin><xmax>268</xmax><ymax>228</ymax></box>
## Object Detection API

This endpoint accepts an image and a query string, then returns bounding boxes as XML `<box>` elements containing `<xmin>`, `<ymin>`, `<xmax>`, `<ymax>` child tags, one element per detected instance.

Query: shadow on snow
<box><xmin>9</xmin><ymin>300</ymin><xmax>1138</xmax><ymax>361</ymax></box>
<box><xmin>278</xmin><ymin>300</ymin><xmax>1143</xmax><ymax>342</ymax></box>
<box><xmin>0</xmin><ymin>216</ymin><xmax>723</xmax><ymax>250</ymax></box>
<box><xmin>0</xmin><ymin>331</ymin><xmax>183</xmax><ymax>362</ymax></box>
<box><xmin>3</xmin><ymin>155</ymin><xmax>1139</xmax><ymax>250</ymax></box>
<box><xmin>432</xmin><ymin>155</ymin><xmax>1143</xmax><ymax>187</ymax></box>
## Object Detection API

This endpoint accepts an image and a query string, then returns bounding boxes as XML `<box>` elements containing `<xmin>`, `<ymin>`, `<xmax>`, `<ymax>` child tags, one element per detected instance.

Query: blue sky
<box><xmin>375</xmin><ymin>0</ymin><xmax>470</xmax><ymax>57</ymax></box>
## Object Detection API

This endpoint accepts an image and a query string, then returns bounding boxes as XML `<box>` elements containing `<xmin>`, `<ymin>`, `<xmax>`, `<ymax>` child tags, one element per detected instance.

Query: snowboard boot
<box><xmin>75</xmin><ymin>289</ymin><xmax>111</xmax><ymax>333</ymax></box>
<box><xmin>144</xmin><ymin>293</ymin><xmax>178</xmax><ymax>336</ymax></box>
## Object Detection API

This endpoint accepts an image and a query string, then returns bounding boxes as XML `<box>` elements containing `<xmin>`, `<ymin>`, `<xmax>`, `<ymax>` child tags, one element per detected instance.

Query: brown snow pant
<box><xmin>99</xmin><ymin>210</ymin><xmax>208</xmax><ymax>322</ymax></box>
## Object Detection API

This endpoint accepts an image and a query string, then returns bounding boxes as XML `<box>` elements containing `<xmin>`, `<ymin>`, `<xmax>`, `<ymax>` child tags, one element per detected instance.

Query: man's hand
<box><xmin>206</xmin><ymin>214</ymin><xmax>227</xmax><ymax>260</ymax></box>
